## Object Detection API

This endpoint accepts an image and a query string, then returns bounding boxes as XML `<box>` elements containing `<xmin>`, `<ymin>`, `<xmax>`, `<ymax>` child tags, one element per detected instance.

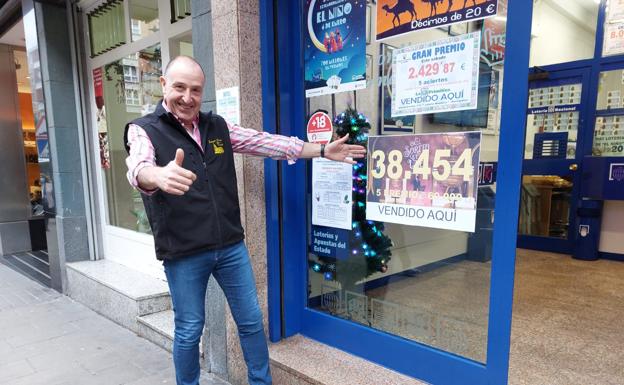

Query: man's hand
<box><xmin>324</xmin><ymin>135</ymin><xmax>367</xmax><ymax>164</ymax></box>
<box><xmin>137</xmin><ymin>149</ymin><xmax>197</xmax><ymax>195</ymax></box>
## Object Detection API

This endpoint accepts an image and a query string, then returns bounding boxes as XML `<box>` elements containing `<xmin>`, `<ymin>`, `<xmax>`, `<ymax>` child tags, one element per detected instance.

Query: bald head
<box><xmin>164</xmin><ymin>55</ymin><xmax>205</xmax><ymax>82</ymax></box>
<box><xmin>160</xmin><ymin>55</ymin><xmax>205</xmax><ymax>125</ymax></box>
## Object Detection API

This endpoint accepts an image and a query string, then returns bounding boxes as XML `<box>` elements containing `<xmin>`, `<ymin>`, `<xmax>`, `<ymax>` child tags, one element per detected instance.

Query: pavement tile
<box><xmin>0</xmin><ymin>359</ymin><xmax>35</xmax><ymax>384</ymax></box>
<box><xmin>0</xmin><ymin>265</ymin><xmax>232</xmax><ymax>385</ymax></box>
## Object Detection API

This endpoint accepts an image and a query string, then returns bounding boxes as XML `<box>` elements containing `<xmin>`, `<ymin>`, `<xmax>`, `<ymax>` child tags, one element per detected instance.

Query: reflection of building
<box><xmin>122</xmin><ymin>57</ymin><xmax>141</xmax><ymax>113</ymax></box>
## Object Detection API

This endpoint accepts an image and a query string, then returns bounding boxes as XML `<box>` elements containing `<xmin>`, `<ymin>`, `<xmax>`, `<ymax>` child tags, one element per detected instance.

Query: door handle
<box><xmin>569</xmin><ymin>163</ymin><xmax>578</xmax><ymax>171</ymax></box>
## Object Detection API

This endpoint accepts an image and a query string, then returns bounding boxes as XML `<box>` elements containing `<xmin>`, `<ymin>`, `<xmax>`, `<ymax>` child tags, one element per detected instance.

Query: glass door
<box><xmin>518</xmin><ymin>69</ymin><xmax>591</xmax><ymax>253</ymax></box>
<box><xmin>265</xmin><ymin>1</ymin><xmax>534</xmax><ymax>384</ymax></box>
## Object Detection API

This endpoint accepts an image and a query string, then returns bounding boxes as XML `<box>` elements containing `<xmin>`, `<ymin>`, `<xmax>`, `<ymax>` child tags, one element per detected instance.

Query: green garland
<box><xmin>309</xmin><ymin>108</ymin><xmax>393</xmax><ymax>281</ymax></box>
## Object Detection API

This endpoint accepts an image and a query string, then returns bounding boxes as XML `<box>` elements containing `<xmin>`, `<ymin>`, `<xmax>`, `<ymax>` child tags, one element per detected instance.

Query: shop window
<box><xmin>529</xmin><ymin>0</ymin><xmax>599</xmax><ymax>66</ymax></box>
<box><xmin>95</xmin><ymin>44</ymin><xmax>162</xmax><ymax>234</ymax></box>
<box><xmin>130</xmin><ymin>0</ymin><xmax>160</xmax><ymax>42</ymax></box>
<box><xmin>593</xmin><ymin>69</ymin><xmax>624</xmax><ymax>156</ymax></box>
<box><xmin>304</xmin><ymin>2</ymin><xmax>510</xmax><ymax>363</ymax></box>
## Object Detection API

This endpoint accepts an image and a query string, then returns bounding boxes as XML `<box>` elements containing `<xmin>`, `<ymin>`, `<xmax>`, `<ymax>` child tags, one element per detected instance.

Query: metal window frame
<box><xmin>261</xmin><ymin>0</ymin><xmax>534</xmax><ymax>383</ymax></box>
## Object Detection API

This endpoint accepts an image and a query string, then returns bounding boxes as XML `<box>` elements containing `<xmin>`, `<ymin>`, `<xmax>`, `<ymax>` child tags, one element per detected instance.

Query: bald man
<box><xmin>124</xmin><ymin>56</ymin><xmax>366</xmax><ymax>385</ymax></box>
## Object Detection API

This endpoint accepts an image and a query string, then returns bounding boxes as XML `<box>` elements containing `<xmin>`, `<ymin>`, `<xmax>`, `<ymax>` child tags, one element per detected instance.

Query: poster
<box><xmin>93</xmin><ymin>67</ymin><xmax>108</xmax><ymax>134</ymax></box>
<box><xmin>312</xmin><ymin>158</ymin><xmax>354</xmax><ymax>230</ymax></box>
<box><xmin>216</xmin><ymin>87</ymin><xmax>241</xmax><ymax>126</ymax></box>
<box><xmin>594</xmin><ymin>132</ymin><xmax>624</xmax><ymax>156</ymax></box>
<box><xmin>376</xmin><ymin>0</ymin><xmax>498</xmax><ymax>41</ymax></box>
<box><xmin>366</xmin><ymin>132</ymin><xmax>481</xmax><ymax>232</ymax></box>
<box><xmin>480</xmin><ymin>0</ymin><xmax>506</xmax><ymax>66</ymax></box>
<box><xmin>604</xmin><ymin>23</ymin><xmax>624</xmax><ymax>56</ymax></box>
<box><xmin>304</xmin><ymin>0</ymin><xmax>367</xmax><ymax>97</ymax></box>
<box><xmin>391</xmin><ymin>32</ymin><xmax>481</xmax><ymax>117</ymax></box>
<box><xmin>607</xmin><ymin>0</ymin><xmax>624</xmax><ymax>22</ymax></box>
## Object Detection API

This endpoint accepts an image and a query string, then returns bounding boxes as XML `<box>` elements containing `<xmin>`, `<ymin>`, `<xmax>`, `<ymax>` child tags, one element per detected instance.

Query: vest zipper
<box><xmin>203</xmin><ymin>160</ymin><xmax>223</xmax><ymax>245</ymax></box>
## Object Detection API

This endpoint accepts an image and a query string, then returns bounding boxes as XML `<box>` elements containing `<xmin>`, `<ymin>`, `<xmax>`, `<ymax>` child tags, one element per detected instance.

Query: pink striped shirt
<box><xmin>125</xmin><ymin>101</ymin><xmax>304</xmax><ymax>194</ymax></box>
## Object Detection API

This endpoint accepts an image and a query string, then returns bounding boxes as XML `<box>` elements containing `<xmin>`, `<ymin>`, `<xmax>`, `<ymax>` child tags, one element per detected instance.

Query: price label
<box><xmin>407</xmin><ymin>62</ymin><xmax>457</xmax><ymax>79</ymax></box>
<box><xmin>366</xmin><ymin>132</ymin><xmax>482</xmax><ymax>232</ymax></box>
<box><xmin>370</xmin><ymin>148</ymin><xmax>473</xmax><ymax>182</ymax></box>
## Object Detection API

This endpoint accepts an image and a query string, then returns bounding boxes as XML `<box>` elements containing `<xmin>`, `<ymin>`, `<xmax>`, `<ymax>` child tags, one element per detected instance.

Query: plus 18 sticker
<box><xmin>307</xmin><ymin>111</ymin><xmax>333</xmax><ymax>144</ymax></box>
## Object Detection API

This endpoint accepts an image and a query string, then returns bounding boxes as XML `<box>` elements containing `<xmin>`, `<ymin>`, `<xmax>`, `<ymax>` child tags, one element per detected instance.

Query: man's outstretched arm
<box><xmin>228</xmin><ymin>121</ymin><xmax>366</xmax><ymax>164</ymax></box>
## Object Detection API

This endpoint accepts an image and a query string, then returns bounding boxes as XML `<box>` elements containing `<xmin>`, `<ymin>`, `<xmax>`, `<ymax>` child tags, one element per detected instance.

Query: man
<box><xmin>124</xmin><ymin>55</ymin><xmax>366</xmax><ymax>385</ymax></box>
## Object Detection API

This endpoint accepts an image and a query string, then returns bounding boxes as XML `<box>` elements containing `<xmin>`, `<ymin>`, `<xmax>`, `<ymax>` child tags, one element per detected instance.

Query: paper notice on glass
<box><xmin>216</xmin><ymin>87</ymin><xmax>241</xmax><ymax>126</ymax></box>
<box><xmin>312</xmin><ymin>158</ymin><xmax>353</xmax><ymax>230</ymax></box>
<box><xmin>608</xmin><ymin>0</ymin><xmax>624</xmax><ymax>22</ymax></box>
<box><xmin>391</xmin><ymin>32</ymin><xmax>481</xmax><ymax>117</ymax></box>
<box><xmin>604</xmin><ymin>23</ymin><xmax>624</xmax><ymax>56</ymax></box>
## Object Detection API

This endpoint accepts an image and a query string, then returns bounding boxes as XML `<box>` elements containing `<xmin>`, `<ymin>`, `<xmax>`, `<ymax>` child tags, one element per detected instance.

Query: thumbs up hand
<box><xmin>158</xmin><ymin>148</ymin><xmax>197</xmax><ymax>195</ymax></box>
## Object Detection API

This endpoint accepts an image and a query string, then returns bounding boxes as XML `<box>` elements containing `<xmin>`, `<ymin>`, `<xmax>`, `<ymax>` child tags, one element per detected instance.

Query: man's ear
<box><xmin>159</xmin><ymin>75</ymin><xmax>167</xmax><ymax>94</ymax></box>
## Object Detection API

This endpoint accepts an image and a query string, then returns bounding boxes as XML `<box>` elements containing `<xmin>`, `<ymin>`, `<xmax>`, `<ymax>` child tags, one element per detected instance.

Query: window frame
<box><xmin>261</xmin><ymin>0</ymin><xmax>534</xmax><ymax>384</ymax></box>
<box><xmin>78</xmin><ymin>0</ymin><xmax>192</xmax><ymax>278</ymax></box>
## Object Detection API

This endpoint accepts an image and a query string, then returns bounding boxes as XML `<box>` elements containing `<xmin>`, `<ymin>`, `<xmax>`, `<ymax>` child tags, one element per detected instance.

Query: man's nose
<box><xmin>182</xmin><ymin>89</ymin><xmax>192</xmax><ymax>102</ymax></box>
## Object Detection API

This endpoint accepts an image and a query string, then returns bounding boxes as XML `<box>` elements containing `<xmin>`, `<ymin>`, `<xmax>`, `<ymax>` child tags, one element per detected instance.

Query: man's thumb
<box><xmin>174</xmin><ymin>148</ymin><xmax>184</xmax><ymax>166</ymax></box>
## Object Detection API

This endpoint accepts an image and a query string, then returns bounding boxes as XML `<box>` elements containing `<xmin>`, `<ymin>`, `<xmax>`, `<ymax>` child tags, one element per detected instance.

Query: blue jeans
<box><xmin>163</xmin><ymin>241</ymin><xmax>272</xmax><ymax>385</ymax></box>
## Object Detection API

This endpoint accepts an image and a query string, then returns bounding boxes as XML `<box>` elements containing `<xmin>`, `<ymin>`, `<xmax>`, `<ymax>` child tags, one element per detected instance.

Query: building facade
<box><xmin>1</xmin><ymin>0</ymin><xmax>624</xmax><ymax>384</ymax></box>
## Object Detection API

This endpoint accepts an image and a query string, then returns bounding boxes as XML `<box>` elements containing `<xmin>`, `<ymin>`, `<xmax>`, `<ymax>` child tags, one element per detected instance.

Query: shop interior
<box><xmin>0</xmin><ymin>19</ymin><xmax>49</xmax><ymax>285</ymax></box>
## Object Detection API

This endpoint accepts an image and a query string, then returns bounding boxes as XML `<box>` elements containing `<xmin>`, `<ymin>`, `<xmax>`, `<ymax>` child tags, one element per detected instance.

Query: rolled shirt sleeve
<box><xmin>125</xmin><ymin>124</ymin><xmax>158</xmax><ymax>195</ymax></box>
<box><xmin>227</xmin><ymin>121</ymin><xmax>304</xmax><ymax>164</ymax></box>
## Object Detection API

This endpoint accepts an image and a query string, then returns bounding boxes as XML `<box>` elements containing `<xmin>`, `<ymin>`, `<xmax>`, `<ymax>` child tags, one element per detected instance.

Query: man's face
<box><xmin>160</xmin><ymin>59</ymin><xmax>204</xmax><ymax>124</ymax></box>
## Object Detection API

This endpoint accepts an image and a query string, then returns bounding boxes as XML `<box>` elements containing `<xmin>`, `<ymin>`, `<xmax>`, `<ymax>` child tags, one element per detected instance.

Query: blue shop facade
<box><xmin>258</xmin><ymin>1</ymin><xmax>624</xmax><ymax>384</ymax></box>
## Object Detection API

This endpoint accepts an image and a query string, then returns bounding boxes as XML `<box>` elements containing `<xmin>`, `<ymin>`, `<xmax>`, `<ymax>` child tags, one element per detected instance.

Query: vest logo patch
<box><xmin>209</xmin><ymin>139</ymin><xmax>225</xmax><ymax>155</ymax></box>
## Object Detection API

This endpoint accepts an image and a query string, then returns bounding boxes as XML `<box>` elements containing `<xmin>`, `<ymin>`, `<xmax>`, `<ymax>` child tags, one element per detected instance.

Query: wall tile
<box><xmin>51</xmin><ymin>171</ymin><xmax>85</xmax><ymax>217</ymax></box>
<box><xmin>191</xmin><ymin>0</ymin><xmax>211</xmax><ymax>17</ymax></box>
<box><xmin>212</xmin><ymin>0</ymin><xmax>237</xmax><ymax>19</ymax></box>
<box><xmin>56</xmin><ymin>215</ymin><xmax>89</xmax><ymax>264</ymax></box>
<box><xmin>42</xmin><ymin>80</ymin><xmax>78</xmax><ymax>132</ymax></box>
<box><xmin>50</xmin><ymin>126</ymin><xmax>82</xmax><ymax>174</ymax></box>
<box><xmin>193</xmin><ymin>12</ymin><xmax>217</xmax><ymax>103</ymax></box>
<box><xmin>238</xmin><ymin>0</ymin><xmax>259</xmax><ymax>16</ymax></box>
<box><xmin>212</xmin><ymin>11</ymin><xmax>241</xmax><ymax>90</ymax></box>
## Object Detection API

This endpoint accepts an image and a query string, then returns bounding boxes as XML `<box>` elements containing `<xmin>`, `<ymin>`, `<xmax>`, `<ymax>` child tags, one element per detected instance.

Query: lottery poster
<box><xmin>376</xmin><ymin>0</ymin><xmax>498</xmax><ymax>40</ymax></box>
<box><xmin>366</xmin><ymin>131</ymin><xmax>482</xmax><ymax>232</ymax></box>
<box><xmin>304</xmin><ymin>0</ymin><xmax>367</xmax><ymax>97</ymax></box>
<box><xmin>392</xmin><ymin>32</ymin><xmax>481</xmax><ymax>117</ymax></box>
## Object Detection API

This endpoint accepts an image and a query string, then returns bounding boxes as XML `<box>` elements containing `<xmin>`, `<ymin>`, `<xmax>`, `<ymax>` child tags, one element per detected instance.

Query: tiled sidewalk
<box><xmin>0</xmin><ymin>263</ymin><xmax>228</xmax><ymax>385</ymax></box>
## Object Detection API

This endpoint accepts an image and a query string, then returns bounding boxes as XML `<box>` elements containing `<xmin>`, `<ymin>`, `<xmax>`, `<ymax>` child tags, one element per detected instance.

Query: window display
<box><xmin>305</xmin><ymin>2</ymin><xmax>506</xmax><ymax>363</ymax></box>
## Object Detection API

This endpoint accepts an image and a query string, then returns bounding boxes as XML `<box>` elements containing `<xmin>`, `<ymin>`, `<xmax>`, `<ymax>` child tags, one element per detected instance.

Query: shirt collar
<box><xmin>161</xmin><ymin>100</ymin><xmax>199</xmax><ymax>130</ymax></box>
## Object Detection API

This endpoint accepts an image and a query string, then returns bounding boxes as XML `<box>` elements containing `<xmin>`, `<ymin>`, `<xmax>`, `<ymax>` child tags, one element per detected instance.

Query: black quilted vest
<box><xmin>124</xmin><ymin>103</ymin><xmax>244</xmax><ymax>260</ymax></box>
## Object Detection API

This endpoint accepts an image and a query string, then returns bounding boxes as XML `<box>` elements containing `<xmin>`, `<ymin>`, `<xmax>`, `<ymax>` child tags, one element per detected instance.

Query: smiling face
<box><xmin>160</xmin><ymin>57</ymin><xmax>205</xmax><ymax>125</ymax></box>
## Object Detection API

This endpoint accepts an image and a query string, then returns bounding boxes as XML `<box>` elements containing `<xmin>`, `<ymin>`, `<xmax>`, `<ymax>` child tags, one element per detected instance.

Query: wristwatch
<box><xmin>320</xmin><ymin>144</ymin><xmax>325</xmax><ymax>158</ymax></box>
